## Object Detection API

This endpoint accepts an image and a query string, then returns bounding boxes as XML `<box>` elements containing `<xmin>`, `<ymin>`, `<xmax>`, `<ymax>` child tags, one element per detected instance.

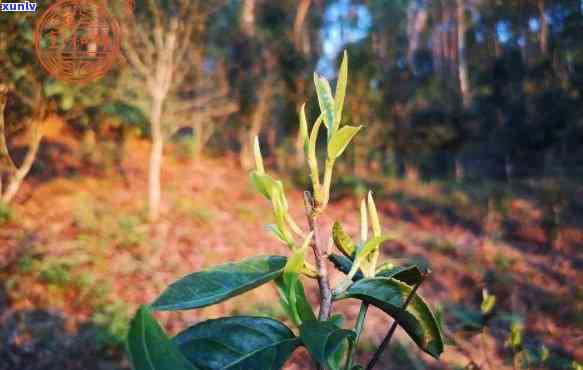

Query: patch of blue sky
<box><xmin>317</xmin><ymin>0</ymin><xmax>372</xmax><ymax>78</ymax></box>
<box><xmin>496</xmin><ymin>21</ymin><xmax>512</xmax><ymax>43</ymax></box>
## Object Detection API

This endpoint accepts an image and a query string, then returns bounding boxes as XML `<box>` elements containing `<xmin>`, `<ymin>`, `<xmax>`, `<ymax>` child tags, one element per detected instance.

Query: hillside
<box><xmin>0</xmin><ymin>135</ymin><xmax>582</xmax><ymax>369</ymax></box>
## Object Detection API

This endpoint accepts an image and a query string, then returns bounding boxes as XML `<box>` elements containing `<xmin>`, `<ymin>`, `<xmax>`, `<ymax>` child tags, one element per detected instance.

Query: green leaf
<box><xmin>276</xmin><ymin>273</ymin><xmax>316</xmax><ymax>326</ymax></box>
<box><xmin>253</xmin><ymin>137</ymin><xmax>265</xmax><ymax>174</ymax></box>
<box><xmin>266</xmin><ymin>224</ymin><xmax>289</xmax><ymax>245</ymax></box>
<box><xmin>327</xmin><ymin>125</ymin><xmax>362</xmax><ymax>160</ymax></box>
<box><xmin>61</xmin><ymin>93</ymin><xmax>74</xmax><ymax>111</ymax></box>
<box><xmin>360</xmin><ymin>199</ymin><xmax>368</xmax><ymax>243</ymax></box>
<box><xmin>277</xmin><ymin>243</ymin><xmax>317</xmax><ymax>325</ymax></box>
<box><xmin>101</xmin><ymin>101</ymin><xmax>148</xmax><ymax>125</ymax></box>
<box><xmin>250</xmin><ymin>171</ymin><xmax>278</xmax><ymax>201</ymax></box>
<box><xmin>299</xmin><ymin>320</ymin><xmax>356</xmax><ymax>367</ymax></box>
<box><xmin>271</xmin><ymin>186</ymin><xmax>293</xmax><ymax>246</ymax></box>
<box><xmin>332</xmin><ymin>222</ymin><xmax>356</xmax><ymax>258</ymax></box>
<box><xmin>328</xmin><ymin>314</ymin><xmax>348</xmax><ymax>370</ymax></box>
<box><xmin>334</xmin><ymin>50</ymin><xmax>348</xmax><ymax>130</ymax></box>
<box><xmin>376</xmin><ymin>265</ymin><xmax>425</xmax><ymax>286</ymax></box>
<box><xmin>174</xmin><ymin>317</ymin><xmax>299</xmax><ymax>370</ymax></box>
<box><xmin>151</xmin><ymin>256</ymin><xmax>287</xmax><ymax>311</ymax></box>
<box><xmin>481</xmin><ymin>289</ymin><xmax>496</xmax><ymax>316</ymax></box>
<box><xmin>328</xmin><ymin>254</ymin><xmax>363</xmax><ymax>281</ymax></box>
<box><xmin>367</xmin><ymin>191</ymin><xmax>381</xmax><ymax>237</ymax></box>
<box><xmin>314</xmin><ymin>73</ymin><xmax>335</xmax><ymax>134</ymax></box>
<box><xmin>330</xmin><ymin>254</ymin><xmax>423</xmax><ymax>285</ymax></box>
<box><xmin>334</xmin><ymin>278</ymin><xmax>444</xmax><ymax>359</ymax></box>
<box><xmin>299</xmin><ymin>103</ymin><xmax>309</xmax><ymax>155</ymax></box>
<box><xmin>308</xmin><ymin>113</ymin><xmax>324</xmax><ymax>199</ymax></box>
<box><xmin>449</xmin><ymin>305</ymin><xmax>483</xmax><ymax>330</ymax></box>
<box><xmin>309</xmin><ymin>113</ymin><xmax>324</xmax><ymax>159</ymax></box>
<box><xmin>355</xmin><ymin>235</ymin><xmax>391</xmax><ymax>264</ymax></box>
<box><xmin>285</xmin><ymin>245</ymin><xmax>307</xmax><ymax>274</ymax></box>
<box><xmin>251</xmin><ymin>173</ymin><xmax>292</xmax><ymax>246</ymax></box>
<box><xmin>43</xmin><ymin>79</ymin><xmax>66</xmax><ymax>96</ymax></box>
<box><xmin>127</xmin><ymin>306</ymin><xmax>197</xmax><ymax>370</ymax></box>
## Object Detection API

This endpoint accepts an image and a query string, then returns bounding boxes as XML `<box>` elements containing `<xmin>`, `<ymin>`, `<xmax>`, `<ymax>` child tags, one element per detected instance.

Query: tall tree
<box><xmin>457</xmin><ymin>0</ymin><xmax>472</xmax><ymax>108</ymax></box>
<box><xmin>122</xmin><ymin>0</ymin><xmax>234</xmax><ymax>221</ymax></box>
<box><xmin>538</xmin><ymin>0</ymin><xmax>549</xmax><ymax>55</ymax></box>
<box><xmin>0</xmin><ymin>84</ymin><xmax>45</xmax><ymax>204</ymax></box>
<box><xmin>0</xmin><ymin>15</ymin><xmax>49</xmax><ymax>204</ymax></box>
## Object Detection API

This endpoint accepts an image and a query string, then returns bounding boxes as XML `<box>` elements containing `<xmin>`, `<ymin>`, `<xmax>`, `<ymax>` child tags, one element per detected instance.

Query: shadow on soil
<box><xmin>0</xmin><ymin>284</ymin><xmax>127</xmax><ymax>370</ymax></box>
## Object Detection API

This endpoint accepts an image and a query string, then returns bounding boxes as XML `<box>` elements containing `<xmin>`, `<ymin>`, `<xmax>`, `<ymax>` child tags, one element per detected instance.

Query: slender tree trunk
<box><xmin>2</xmin><ymin>123</ymin><xmax>42</xmax><ymax>203</ymax></box>
<box><xmin>505</xmin><ymin>156</ymin><xmax>513</xmax><ymax>184</ymax></box>
<box><xmin>407</xmin><ymin>2</ymin><xmax>429</xmax><ymax>66</ymax></box>
<box><xmin>240</xmin><ymin>81</ymin><xmax>272</xmax><ymax>169</ymax></box>
<box><xmin>241</xmin><ymin>0</ymin><xmax>256</xmax><ymax>37</ymax></box>
<box><xmin>293</xmin><ymin>0</ymin><xmax>312</xmax><ymax>54</ymax></box>
<box><xmin>0</xmin><ymin>85</ymin><xmax>44</xmax><ymax>204</ymax></box>
<box><xmin>405</xmin><ymin>161</ymin><xmax>420</xmax><ymax>181</ymax></box>
<box><xmin>457</xmin><ymin>0</ymin><xmax>471</xmax><ymax>108</ymax></box>
<box><xmin>538</xmin><ymin>0</ymin><xmax>549</xmax><ymax>55</ymax></box>
<box><xmin>520</xmin><ymin>2</ymin><xmax>529</xmax><ymax>64</ymax></box>
<box><xmin>148</xmin><ymin>96</ymin><xmax>164</xmax><ymax>221</ymax></box>
<box><xmin>455</xmin><ymin>157</ymin><xmax>465</xmax><ymax>181</ymax></box>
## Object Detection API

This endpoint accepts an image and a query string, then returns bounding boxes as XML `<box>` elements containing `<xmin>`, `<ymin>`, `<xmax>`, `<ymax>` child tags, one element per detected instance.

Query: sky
<box><xmin>317</xmin><ymin>0</ymin><xmax>372</xmax><ymax>78</ymax></box>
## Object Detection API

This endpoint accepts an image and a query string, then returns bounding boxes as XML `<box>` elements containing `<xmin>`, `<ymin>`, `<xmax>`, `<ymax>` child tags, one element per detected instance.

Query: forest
<box><xmin>0</xmin><ymin>0</ymin><xmax>582</xmax><ymax>369</ymax></box>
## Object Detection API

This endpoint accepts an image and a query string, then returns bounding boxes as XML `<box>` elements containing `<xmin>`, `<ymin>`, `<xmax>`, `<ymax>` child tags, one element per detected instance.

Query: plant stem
<box><xmin>304</xmin><ymin>191</ymin><xmax>333</xmax><ymax>321</ymax></box>
<box><xmin>481</xmin><ymin>328</ymin><xmax>492</xmax><ymax>370</ymax></box>
<box><xmin>321</xmin><ymin>159</ymin><xmax>334</xmax><ymax>206</ymax></box>
<box><xmin>365</xmin><ymin>275</ymin><xmax>426</xmax><ymax>370</ymax></box>
<box><xmin>345</xmin><ymin>303</ymin><xmax>369</xmax><ymax>370</ymax></box>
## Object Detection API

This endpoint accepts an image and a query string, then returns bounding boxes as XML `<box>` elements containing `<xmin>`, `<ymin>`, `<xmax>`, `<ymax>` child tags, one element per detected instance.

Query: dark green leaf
<box><xmin>101</xmin><ymin>101</ymin><xmax>148</xmax><ymax>125</ymax></box>
<box><xmin>328</xmin><ymin>314</ymin><xmax>348</xmax><ymax>370</ymax></box>
<box><xmin>450</xmin><ymin>305</ymin><xmax>483</xmax><ymax>330</ymax></box>
<box><xmin>127</xmin><ymin>306</ymin><xmax>197</xmax><ymax>370</ymax></box>
<box><xmin>334</xmin><ymin>278</ymin><xmax>444</xmax><ymax>359</ymax></box>
<box><xmin>329</xmin><ymin>255</ymin><xmax>424</xmax><ymax>286</ymax></box>
<box><xmin>174</xmin><ymin>316</ymin><xmax>299</xmax><ymax>370</ymax></box>
<box><xmin>299</xmin><ymin>320</ymin><xmax>356</xmax><ymax>367</ymax></box>
<box><xmin>376</xmin><ymin>265</ymin><xmax>425</xmax><ymax>286</ymax></box>
<box><xmin>151</xmin><ymin>256</ymin><xmax>287</xmax><ymax>311</ymax></box>
<box><xmin>328</xmin><ymin>254</ymin><xmax>363</xmax><ymax>280</ymax></box>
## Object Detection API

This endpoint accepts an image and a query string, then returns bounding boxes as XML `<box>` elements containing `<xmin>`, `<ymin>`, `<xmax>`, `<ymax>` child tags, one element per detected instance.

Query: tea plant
<box><xmin>126</xmin><ymin>52</ymin><xmax>444</xmax><ymax>370</ymax></box>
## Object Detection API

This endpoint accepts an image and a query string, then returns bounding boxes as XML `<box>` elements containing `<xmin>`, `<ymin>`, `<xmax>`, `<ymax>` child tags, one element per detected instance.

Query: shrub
<box><xmin>0</xmin><ymin>201</ymin><xmax>13</xmax><ymax>224</ymax></box>
<box><xmin>125</xmin><ymin>51</ymin><xmax>444</xmax><ymax>370</ymax></box>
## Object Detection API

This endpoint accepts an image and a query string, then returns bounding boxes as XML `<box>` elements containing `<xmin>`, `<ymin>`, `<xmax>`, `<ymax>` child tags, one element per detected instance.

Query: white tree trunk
<box><xmin>148</xmin><ymin>96</ymin><xmax>164</xmax><ymax>221</ymax></box>
<box><xmin>457</xmin><ymin>0</ymin><xmax>471</xmax><ymax>108</ymax></box>
<box><xmin>241</xmin><ymin>0</ymin><xmax>256</xmax><ymax>37</ymax></box>
<box><xmin>2</xmin><ymin>129</ymin><xmax>42</xmax><ymax>203</ymax></box>
<box><xmin>0</xmin><ymin>85</ymin><xmax>44</xmax><ymax>204</ymax></box>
